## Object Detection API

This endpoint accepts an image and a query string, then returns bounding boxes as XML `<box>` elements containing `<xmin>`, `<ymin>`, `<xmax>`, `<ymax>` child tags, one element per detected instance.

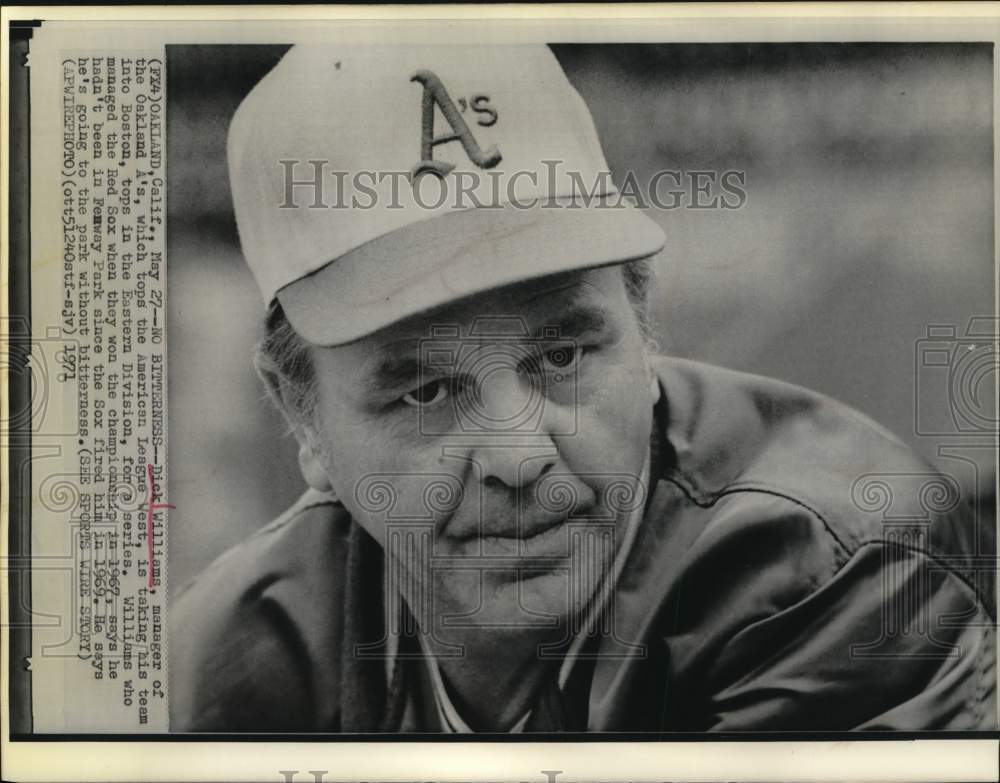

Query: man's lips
<box><xmin>445</xmin><ymin>506</ymin><xmax>585</xmax><ymax>543</ymax></box>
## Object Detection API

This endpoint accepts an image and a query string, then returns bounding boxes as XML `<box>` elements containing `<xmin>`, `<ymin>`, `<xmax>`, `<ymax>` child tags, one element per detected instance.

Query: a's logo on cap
<box><xmin>411</xmin><ymin>69</ymin><xmax>502</xmax><ymax>181</ymax></box>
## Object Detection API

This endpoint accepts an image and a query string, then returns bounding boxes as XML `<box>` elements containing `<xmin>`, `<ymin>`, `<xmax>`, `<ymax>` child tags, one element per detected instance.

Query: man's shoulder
<box><xmin>652</xmin><ymin>355</ymin><xmax>979</xmax><ymax>564</ymax></box>
<box><xmin>173</xmin><ymin>489</ymin><xmax>350</xmax><ymax>613</ymax></box>
<box><xmin>622</xmin><ymin>358</ymin><xmax>995</xmax><ymax>729</ymax></box>
<box><xmin>169</xmin><ymin>489</ymin><xmax>352</xmax><ymax>731</ymax></box>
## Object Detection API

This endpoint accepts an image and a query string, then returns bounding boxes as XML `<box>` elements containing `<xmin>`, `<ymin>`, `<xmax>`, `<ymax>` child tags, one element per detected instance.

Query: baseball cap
<box><xmin>228</xmin><ymin>45</ymin><xmax>666</xmax><ymax>346</ymax></box>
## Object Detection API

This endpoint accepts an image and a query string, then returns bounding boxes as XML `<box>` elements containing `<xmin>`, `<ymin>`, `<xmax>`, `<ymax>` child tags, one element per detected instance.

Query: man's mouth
<box><xmin>472</xmin><ymin>517</ymin><xmax>572</xmax><ymax>558</ymax></box>
<box><xmin>444</xmin><ymin>504</ymin><xmax>603</xmax><ymax>561</ymax></box>
<box><xmin>440</xmin><ymin>479</ymin><xmax>603</xmax><ymax>557</ymax></box>
<box><xmin>448</xmin><ymin>505</ymin><xmax>575</xmax><ymax>542</ymax></box>
<box><xmin>443</xmin><ymin>496</ymin><xmax>589</xmax><ymax>542</ymax></box>
<box><xmin>484</xmin><ymin>513</ymin><xmax>565</xmax><ymax>542</ymax></box>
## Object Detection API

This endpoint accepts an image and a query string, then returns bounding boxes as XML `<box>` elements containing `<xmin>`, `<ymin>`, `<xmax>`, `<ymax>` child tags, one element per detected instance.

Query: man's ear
<box><xmin>296</xmin><ymin>433</ymin><xmax>334</xmax><ymax>493</ymax></box>
<box><xmin>643</xmin><ymin>352</ymin><xmax>661</xmax><ymax>405</ymax></box>
<box><xmin>255</xmin><ymin>359</ymin><xmax>333</xmax><ymax>494</ymax></box>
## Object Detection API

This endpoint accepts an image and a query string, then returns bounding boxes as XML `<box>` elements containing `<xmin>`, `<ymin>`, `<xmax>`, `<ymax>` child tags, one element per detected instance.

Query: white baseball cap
<box><xmin>228</xmin><ymin>44</ymin><xmax>666</xmax><ymax>346</ymax></box>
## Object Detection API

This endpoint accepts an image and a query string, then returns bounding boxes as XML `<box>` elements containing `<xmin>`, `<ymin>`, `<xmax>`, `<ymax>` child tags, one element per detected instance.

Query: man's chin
<box><xmin>433</xmin><ymin>567</ymin><xmax>606</xmax><ymax>630</ymax></box>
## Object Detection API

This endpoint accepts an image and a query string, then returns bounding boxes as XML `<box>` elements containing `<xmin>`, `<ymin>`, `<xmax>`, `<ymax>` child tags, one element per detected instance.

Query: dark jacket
<box><xmin>170</xmin><ymin>356</ymin><xmax>996</xmax><ymax>732</ymax></box>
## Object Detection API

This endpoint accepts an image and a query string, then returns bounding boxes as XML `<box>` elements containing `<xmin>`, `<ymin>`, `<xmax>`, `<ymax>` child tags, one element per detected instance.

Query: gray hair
<box><xmin>255</xmin><ymin>257</ymin><xmax>657</xmax><ymax>427</ymax></box>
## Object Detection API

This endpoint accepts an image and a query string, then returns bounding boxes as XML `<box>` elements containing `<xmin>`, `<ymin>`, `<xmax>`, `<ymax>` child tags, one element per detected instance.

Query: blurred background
<box><xmin>167</xmin><ymin>43</ymin><xmax>995</xmax><ymax>593</ymax></box>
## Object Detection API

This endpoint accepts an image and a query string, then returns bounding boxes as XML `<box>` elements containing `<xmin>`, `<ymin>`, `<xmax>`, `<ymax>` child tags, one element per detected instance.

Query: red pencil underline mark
<box><xmin>145</xmin><ymin>462</ymin><xmax>175</xmax><ymax>589</ymax></box>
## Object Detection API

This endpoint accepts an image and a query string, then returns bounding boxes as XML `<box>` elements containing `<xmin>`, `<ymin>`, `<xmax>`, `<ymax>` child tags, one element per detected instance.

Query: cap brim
<box><xmin>276</xmin><ymin>201</ymin><xmax>666</xmax><ymax>346</ymax></box>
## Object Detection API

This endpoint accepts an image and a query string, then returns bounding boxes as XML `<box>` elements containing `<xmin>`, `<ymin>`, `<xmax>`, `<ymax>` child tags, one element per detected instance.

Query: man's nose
<box><xmin>479</xmin><ymin>443</ymin><xmax>557</xmax><ymax>490</ymax></box>
<box><xmin>466</xmin><ymin>365</ymin><xmax>559</xmax><ymax>488</ymax></box>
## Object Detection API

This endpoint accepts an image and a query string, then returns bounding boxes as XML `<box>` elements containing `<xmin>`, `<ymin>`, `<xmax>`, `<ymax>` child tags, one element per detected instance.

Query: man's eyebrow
<box><xmin>533</xmin><ymin>304</ymin><xmax>612</xmax><ymax>338</ymax></box>
<box><xmin>360</xmin><ymin>354</ymin><xmax>422</xmax><ymax>395</ymax></box>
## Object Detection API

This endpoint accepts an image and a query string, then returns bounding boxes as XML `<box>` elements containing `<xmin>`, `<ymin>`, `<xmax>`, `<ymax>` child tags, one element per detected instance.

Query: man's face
<box><xmin>307</xmin><ymin>264</ymin><xmax>655</xmax><ymax>637</ymax></box>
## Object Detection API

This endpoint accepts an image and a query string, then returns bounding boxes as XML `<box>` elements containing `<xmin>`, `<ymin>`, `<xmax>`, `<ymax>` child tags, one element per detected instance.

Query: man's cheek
<box><xmin>561</xmin><ymin>402</ymin><xmax>648</xmax><ymax>478</ymax></box>
<box><xmin>330</xmin><ymin>417</ymin><xmax>414</xmax><ymax>477</ymax></box>
<box><xmin>579</xmin><ymin>371</ymin><xmax>650</xmax><ymax>449</ymax></box>
<box><xmin>337</xmin><ymin>449</ymin><xmax>467</xmax><ymax>534</ymax></box>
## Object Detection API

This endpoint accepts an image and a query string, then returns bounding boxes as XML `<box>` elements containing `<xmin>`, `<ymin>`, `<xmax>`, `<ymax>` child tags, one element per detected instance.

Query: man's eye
<box><xmin>401</xmin><ymin>379</ymin><xmax>449</xmax><ymax>408</ymax></box>
<box><xmin>541</xmin><ymin>345</ymin><xmax>581</xmax><ymax>372</ymax></box>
